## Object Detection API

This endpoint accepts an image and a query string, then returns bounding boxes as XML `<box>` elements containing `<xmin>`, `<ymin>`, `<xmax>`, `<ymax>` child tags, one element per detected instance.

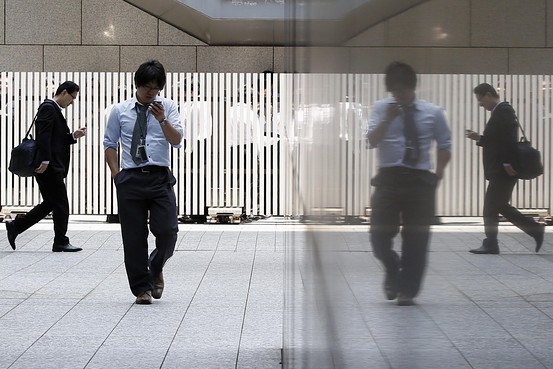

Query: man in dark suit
<box><xmin>466</xmin><ymin>83</ymin><xmax>545</xmax><ymax>254</ymax></box>
<box><xmin>5</xmin><ymin>81</ymin><xmax>87</xmax><ymax>252</ymax></box>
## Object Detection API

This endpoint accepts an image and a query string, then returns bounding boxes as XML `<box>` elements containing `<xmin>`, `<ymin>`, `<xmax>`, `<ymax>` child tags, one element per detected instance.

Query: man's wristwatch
<box><xmin>159</xmin><ymin>118</ymin><xmax>168</xmax><ymax>127</ymax></box>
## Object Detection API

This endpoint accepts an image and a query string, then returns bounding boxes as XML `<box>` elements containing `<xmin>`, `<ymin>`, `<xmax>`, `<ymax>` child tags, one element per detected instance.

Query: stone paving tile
<box><xmin>0</xmin><ymin>218</ymin><xmax>552</xmax><ymax>368</ymax></box>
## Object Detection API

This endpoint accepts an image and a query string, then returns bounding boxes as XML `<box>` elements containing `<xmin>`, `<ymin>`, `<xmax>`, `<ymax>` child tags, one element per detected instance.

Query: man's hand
<box><xmin>504</xmin><ymin>164</ymin><xmax>517</xmax><ymax>177</ymax></box>
<box><xmin>466</xmin><ymin>129</ymin><xmax>479</xmax><ymax>141</ymax></box>
<box><xmin>385</xmin><ymin>103</ymin><xmax>402</xmax><ymax>122</ymax></box>
<box><xmin>74</xmin><ymin>127</ymin><xmax>87</xmax><ymax>139</ymax></box>
<box><xmin>34</xmin><ymin>162</ymin><xmax>48</xmax><ymax>174</ymax></box>
<box><xmin>148</xmin><ymin>101</ymin><xmax>166</xmax><ymax>123</ymax></box>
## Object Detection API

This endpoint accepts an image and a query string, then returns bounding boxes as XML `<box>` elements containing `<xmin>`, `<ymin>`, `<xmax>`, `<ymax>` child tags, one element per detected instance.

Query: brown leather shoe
<box><xmin>135</xmin><ymin>290</ymin><xmax>152</xmax><ymax>305</ymax></box>
<box><xmin>152</xmin><ymin>272</ymin><xmax>164</xmax><ymax>299</ymax></box>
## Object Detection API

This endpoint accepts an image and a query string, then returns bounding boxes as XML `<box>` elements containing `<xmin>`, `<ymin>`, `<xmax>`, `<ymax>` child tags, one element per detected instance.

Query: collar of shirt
<box><xmin>46</xmin><ymin>98</ymin><xmax>62</xmax><ymax>111</ymax></box>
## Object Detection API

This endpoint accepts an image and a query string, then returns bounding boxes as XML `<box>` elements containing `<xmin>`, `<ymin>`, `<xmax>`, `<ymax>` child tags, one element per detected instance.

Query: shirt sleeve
<box><xmin>103</xmin><ymin>104</ymin><xmax>120</xmax><ymax>151</ymax></box>
<box><xmin>433</xmin><ymin>107</ymin><xmax>452</xmax><ymax>151</ymax></box>
<box><xmin>365</xmin><ymin>102</ymin><xmax>383</xmax><ymax>148</ymax></box>
<box><xmin>166</xmin><ymin>99</ymin><xmax>184</xmax><ymax>148</ymax></box>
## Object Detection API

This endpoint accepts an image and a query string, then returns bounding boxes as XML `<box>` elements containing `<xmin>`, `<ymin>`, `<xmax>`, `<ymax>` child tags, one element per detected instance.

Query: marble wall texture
<box><xmin>0</xmin><ymin>0</ymin><xmax>553</xmax><ymax>73</ymax></box>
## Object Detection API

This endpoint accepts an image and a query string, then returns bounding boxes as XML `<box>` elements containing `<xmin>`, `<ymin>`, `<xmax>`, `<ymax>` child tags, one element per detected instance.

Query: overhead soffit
<box><xmin>123</xmin><ymin>0</ymin><xmax>430</xmax><ymax>46</ymax></box>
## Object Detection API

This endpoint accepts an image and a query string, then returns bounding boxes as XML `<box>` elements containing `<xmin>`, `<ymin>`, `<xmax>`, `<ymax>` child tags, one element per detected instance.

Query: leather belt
<box><xmin>127</xmin><ymin>165</ymin><xmax>167</xmax><ymax>173</ymax></box>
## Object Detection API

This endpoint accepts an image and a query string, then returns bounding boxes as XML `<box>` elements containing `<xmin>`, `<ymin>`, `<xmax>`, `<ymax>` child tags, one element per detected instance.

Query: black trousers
<box><xmin>12</xmin><ymin>169</ymin><xmax>70</xmax><ymax>246</ymax></box>
<box><xmin>370</xmin><ymin>167</ymin><xmax>437</xmax><ymax>298</ymax></box>
<box><xmin>483</xmin><ymin>177</ymin><xmax>538</xmax><ymax>242</ymax></box>
<box><xmin>114</xmin><ymin>167</ymin><xmax>179</xmax><ymax>296</ymax></box>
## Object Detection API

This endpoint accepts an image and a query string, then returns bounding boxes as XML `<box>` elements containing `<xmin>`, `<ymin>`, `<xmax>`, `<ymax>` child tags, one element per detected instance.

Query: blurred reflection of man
<box><xmin>366</xmin><ymin>61</ymin><xmax>451</xmax><ymax>306</ymax></box>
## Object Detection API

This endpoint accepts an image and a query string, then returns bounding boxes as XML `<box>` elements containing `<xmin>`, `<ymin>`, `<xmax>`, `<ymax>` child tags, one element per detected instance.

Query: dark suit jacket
<box><xmin>477</xmin><ymin>101</ymin><xmax>518</xmax><ymax>180</ymax></box>
<box><xmin>35</xmin><ymin>100</ymin><xmax>77</xmax><ymax>178</ymax></box>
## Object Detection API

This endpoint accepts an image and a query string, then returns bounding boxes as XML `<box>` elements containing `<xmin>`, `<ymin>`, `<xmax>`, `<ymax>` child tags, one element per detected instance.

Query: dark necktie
<box><xmin>402</xmin><ymin>105</ymin><xmax>420</xmax><ymax>166</ymax></box>
<box><xmin>131</xmin><ymin>103</ymin><xmax>148</xmax><ymax>164</ymax></box>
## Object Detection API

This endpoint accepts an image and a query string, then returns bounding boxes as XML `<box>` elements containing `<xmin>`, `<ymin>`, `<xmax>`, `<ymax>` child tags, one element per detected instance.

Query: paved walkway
<box><xmin>0</xmin><ymin>217</ymin><xmax>552</xmax><ymax>368</ymax></box>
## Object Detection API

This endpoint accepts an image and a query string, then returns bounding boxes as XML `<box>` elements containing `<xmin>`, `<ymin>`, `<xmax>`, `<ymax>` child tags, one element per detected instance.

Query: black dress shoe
<box><xmin>383</xmin><ymin>270</ymin><xmax>399</xmax><ymax>300</ymax></box>
<box><xmin>534</xmin><ymin>223</ymin><xmax>546</xmax><ymax>253</ymax></box>
<box><xmin>52</xmin><ymin>243</ymin><xmax>82</xmax><ymax>252</ymax></box>
<box><xmin>5</xmin><ymin>221</ymin><xmax>17</xmax><ymax>250</ymax></box>
<box><xmin>469</xmin><ymin>245</ymin><xmax>499</xmax><ymax>254</ymax></box>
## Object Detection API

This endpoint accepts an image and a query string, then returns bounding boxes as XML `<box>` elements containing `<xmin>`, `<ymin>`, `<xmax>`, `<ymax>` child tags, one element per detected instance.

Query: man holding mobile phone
<box><xmin>5</xmin><ymin>81</ymin><xmax>86</xmax><ymax>252</ymax></box>
<box><xmin>366</xmin><ymin>61</ymin><xmax>451</xmax><ymax>306</ymax></box>
<box><xmin>103</xmin><ymin>60</ymin><xmax>183</xmax><ymax>305</ymax></box>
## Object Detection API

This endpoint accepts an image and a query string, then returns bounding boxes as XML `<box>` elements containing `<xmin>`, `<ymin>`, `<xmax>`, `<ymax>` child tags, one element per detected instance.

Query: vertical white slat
<box><xmin>84</xmin><ymin>72</ymin><xmax>93</xmax><ymax>214</ymax></box>
<box><xmin>269</xmin><ymin>74</ymin><xmax>278</xmax><ymax>215</ymax></box>
<box><xmin>444</xmin><ymin>74</ymin><xmax>452</xmax><ymax>215</ymax></box>
<box><xmin>527</xmin><ymin>75</ymin><xmax>537</xmax><ymax>207</ymax></box>
<box><xmin>208</xmin><ymin>73</ymin><xmax>218</xmax><ymax>209</ymax></box>
<box><xmin>229</xmin><ymin>73</ymin><xmax>237</xmax><ymax>207</ymax></box>
<box><xmin>99</xmin><ymin>72</ymin><xmax>109</xmax><ymax>215</ymax></box>
<box><xmin>216</xmin><ymin>73</ymin><xmax>223</xmax><ymax>206</ymax></box>
<box><xmin>350</xmin><ymin>74</ymin><xmax>366</xmax><ymax>216</ymax></box>
<box><xmin>105</xmin><ymin>72</ymin><xmax>116</xmax><ymax>215</ymax></box>
<box><xmin>207</xmin><ymin>73</ymin><xmax>214</xmax><ymax>211</ymax></box>
<box><xmin>250</xmin><ymin>72</ymin><xmax>256</xmax><ymax>215</ymax></box>
<box><xmin>244</xmin><ymin>73</ymin><xmax>252</xmax><ymax>215</ymax></box>
<box><xmin>192</xmin><ymin>72</ymin><xmax>199</xmax><ymax>215</ymax></box>
<box><xmin>540</xmin><ymin>76</ymin><xmax>553</xmax><ymax>213</ymax></box>
<box><xmin>337</xmin><ymin>74</ymin><xmax>345</xmax><ymax>214</ymax></box>
<box><xmin>12</xmin><ymin>72</ymin><xmax>21</xmax><ymax>206</ymax></box>
<box><xmin>285</xmin><ymin>72</ymin><xmax>293</xmax><ymax>216</ymax></box>
<box><xmin>223</xmin><ymin>73</ymin><xmax>231</xmax><ymax>206</ymax></box>
<box><xmin>260</xmin><ymin>73</ymin><xmax>268</xmax><ymax>216</ymax></box>
<box><xmin>7</xmin><ymin>72</ymin><xmax>15</xmax><ymax>206</ymax></box>
<box><xmin>97</xmin><ymin>72</ymin><xmax>107</xmax><ymax>214</ymax></box>
<box><xmin>239</xmin><ymin>73</ymin><xmax>247</xmax><ymax>211</ymax></box>
<box><xmin>461</xmin><ymin>74</ymin><xmax>472</xmax><ymax>215</ymax></box>
<box><xmin>509</xmin><ymin>74</ymin><xmax>520</xmax><ymax>206</ymax></box>
<box><xmin>184</xmin><ymin>72</ymin><xmax>194</xmax><ymax>215</ymax></box>
<box><xmin>279</xmin><ymin>73</ymin><xmax>289</xmax><ymax>215</ymax></box>
<box><xmin>538</xmin><ymin>76</ymin><xmax>553</xmax><ymax>212</ymax></box>
<box><xmin>351</xmin><ymin>74</ymin><xmax>361</xmax><ymax>216</ymax></box>
<box><xmin>22</xmin><ymin>72</ymin><xmax>33</xmax><ymax>205</ymax></box>
<box><xmin>175</xmin><ymin>72</ymin><xmax>185</xmax><ymax>215</ymax></box>
<box><xmin>518</xmin><ymin>75</ymin><xmax>535</xmax><ymax>208</ymax></box>
<box><xmin>536</xmin><ymin>75</ymin><xmax>544</xmax><ymax>208</ymax></box>
<box><xmin>296</xmin><ymin>73</ymin><xmax>304</xmax><ymax>216</ymax></box>
<box><xmin>198</xmin><ymin>73</ymin><xmax>206</xmax><ymax>215</ymax></box>
<box><xmin>0</xmin><ymin>72</ymin><xmax>7</xmax><ymax>207</ymax></box>
<box><xmin>359</xmin><ymin>73</ymin><xmax>369</xmax><ymax>215</ymax></box>
<box><xmin>276</xmin><ymin>73</ymin><xmax>284</xmax><ymax>214</ymax></box>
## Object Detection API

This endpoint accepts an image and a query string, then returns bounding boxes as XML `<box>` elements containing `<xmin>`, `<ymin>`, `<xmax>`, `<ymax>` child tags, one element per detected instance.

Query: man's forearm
<box><xmin>435</xmin><ymin>149</ymin><xmax>451</xmax><ymax>179</ymax></box>
<box><xmin>105</xmin><ymin>148</ymin><xmax>120</xmax><ymax>177</ymax></box>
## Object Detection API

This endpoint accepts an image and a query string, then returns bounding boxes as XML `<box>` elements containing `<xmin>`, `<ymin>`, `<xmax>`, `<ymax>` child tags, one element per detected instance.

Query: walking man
<box><xmin>366</xmin><ymin>61</ymin><xmax>451</xmax><ymax>306</ymax></box>
<box><xmin>5</xmin><ymin>81</ymin><xmax>86</xmax><ymax>252</ymax></box>
<box><xmin>466</xmin><ymin>83</ymin><xmax>545</xmax><ymax>254</ymax></box>
<box><xmin>104</xmin><ymin>60</ymin><xmax>183</xmax><ymax>304</ymax></box>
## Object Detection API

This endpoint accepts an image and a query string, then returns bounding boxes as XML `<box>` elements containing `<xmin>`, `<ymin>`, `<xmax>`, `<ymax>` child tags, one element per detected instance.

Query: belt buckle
<box><xmin>140</xmin><ymin>167</ymin><xmax>151</xmax><ymax>173</ymax></box>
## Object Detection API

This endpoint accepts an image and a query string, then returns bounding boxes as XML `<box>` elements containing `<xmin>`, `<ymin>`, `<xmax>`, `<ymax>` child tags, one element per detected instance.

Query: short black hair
<box><xmin>384</xmin><ymin>61</ymin><xmax>417</xmax><ymax>91</ymax></box>
<box><xmin>55</xmin><ymin>81</ymin><xmax>79</xmax><ymax>96</ymax></box>
<box><xmin>134</xmin><ymin>59</ymin><xmax>166</xmax><ymax>90</ymax></box>
<box><xmin>473</xmin><ymin>83</ymin><xmax>499</xmax><ymax>98</ymax></box>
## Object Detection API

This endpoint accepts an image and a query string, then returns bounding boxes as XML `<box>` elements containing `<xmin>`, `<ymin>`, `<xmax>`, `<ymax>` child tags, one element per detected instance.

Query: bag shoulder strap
<box><xmin>513</xmin><ymin>115</ymin><xmax>528</xmax><ymax>141</ymax></box>
<box><xmin>25</xmin><ymin>100</ymin><xmax>56</xmax><ymax>138</ymax></box>
<box><xmin>500</xmin><ymin>102</ymin><xmax>527</xmax><ymax>141</ymax></box>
